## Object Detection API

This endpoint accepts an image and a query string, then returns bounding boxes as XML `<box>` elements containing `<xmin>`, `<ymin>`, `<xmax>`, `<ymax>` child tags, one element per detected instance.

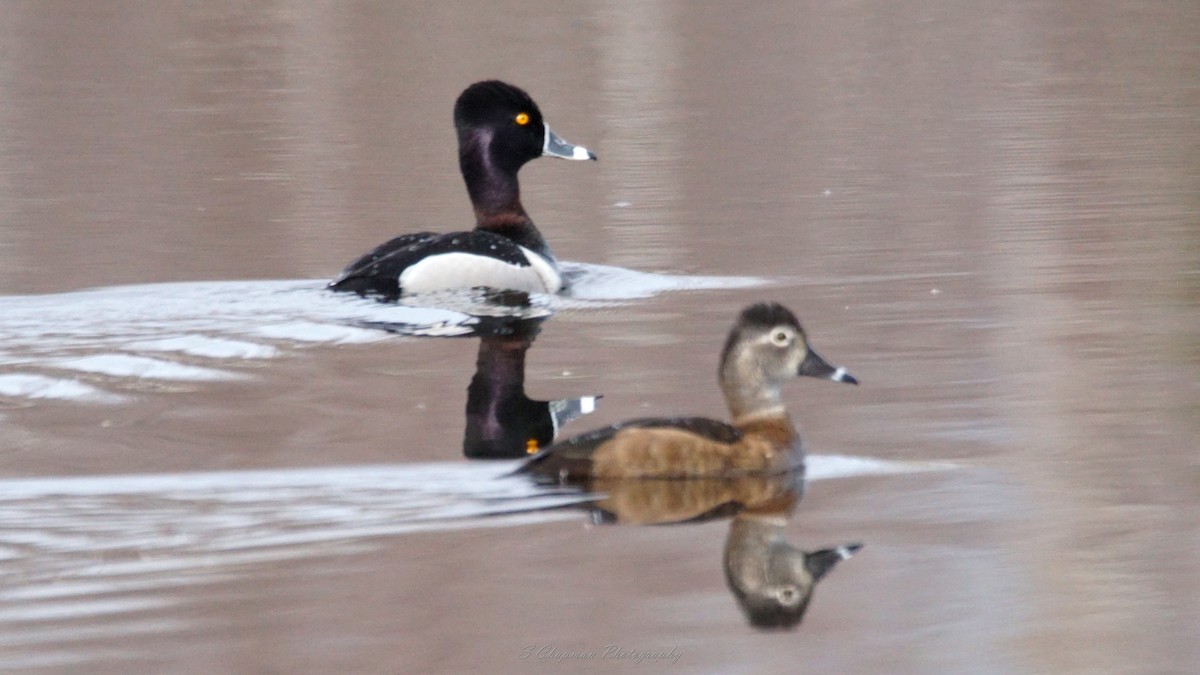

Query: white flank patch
<box><xmin>398</xmin><ymin>250</ymin><xmax>561</xmax><ymax>295</ymax></box>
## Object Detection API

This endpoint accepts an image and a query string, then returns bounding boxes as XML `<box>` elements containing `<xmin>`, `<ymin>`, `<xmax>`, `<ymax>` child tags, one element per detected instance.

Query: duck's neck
<box><xmin>721</xmin><ymin>370</ymin><xmax>799</xmax><ymax>447</ymax></box>
<box><xmin>458</xmin><ymin>131</ymin><xmax>550</xmax><ymax>256</ymax></box>
<box><xmin>721</xmin><ymin>369</ymin><xmax>785</xmax><ymax>423</ymax></box>
<box><xmin>463</xmin><ymin>335</ymin><xmax>538</xmax><ymax>459</ymax></box>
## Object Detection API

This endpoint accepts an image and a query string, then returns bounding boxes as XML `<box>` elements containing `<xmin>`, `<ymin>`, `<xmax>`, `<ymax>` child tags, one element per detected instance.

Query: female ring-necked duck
<box><xmin>329</xmin><ymin>80</ymin><xmax>596</xmax><ymax>300</ymax></box>
<box><xmin>725</xmin><ymin>507</ymin><xmax>862</xmax><ymax>629</ymax></box>
<box><xmin>517</xmin><ymin>303</ymin><xmax>858</xmax><ymax>480</ymax></box>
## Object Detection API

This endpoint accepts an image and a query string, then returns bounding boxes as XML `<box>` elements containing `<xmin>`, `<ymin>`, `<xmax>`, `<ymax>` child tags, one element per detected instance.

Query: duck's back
<box><xmin>518</xmin><ymin>416</ymin><xmax>751</xmax><ymax>480</ymax></box>
<box><xmin>329</xmin><ymin>230</ymin><xmax>560</xmax><ymax>299</ymax></box>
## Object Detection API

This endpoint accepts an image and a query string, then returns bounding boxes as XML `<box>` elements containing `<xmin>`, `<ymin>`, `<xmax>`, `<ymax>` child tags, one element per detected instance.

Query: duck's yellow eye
<box><xmin>515</xmin><ymin>112</ymin><xmax>530</xmax><ymax>126</ymax></box>
<box><xmin>526</xmin><ymin>438</ymin><xmax>539</xmax><ymax>454</ymax></box>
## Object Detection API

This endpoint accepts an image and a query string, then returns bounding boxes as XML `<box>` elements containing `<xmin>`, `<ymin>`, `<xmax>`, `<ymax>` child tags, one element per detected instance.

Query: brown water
<box><xmin>1</xmin><ymin>2</ymin><xmax>1198</xmax><ymax>673</ymax></box>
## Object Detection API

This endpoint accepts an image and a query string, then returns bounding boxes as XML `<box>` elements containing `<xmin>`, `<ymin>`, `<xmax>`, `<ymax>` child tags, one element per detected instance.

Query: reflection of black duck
<box><xmin>342</xmin><ymin>298</ymin><xmax>599</xmax><ymax>458</ymax></box>
<box><xmin>725</xmin><ymin>501</ymin><xmax>861</xmax><ymax>630</ymax></box>
<box><xmin>329</xmin><ymin>81</ymin><xmax>596</xmax><ymax>300</ymax></box>
<box><xmin>464</xmin><ymin>316</ymin><xmax>599</xmax><ymax>459</ymax></box>
<box><xmin>517</xmin><ymin>303</ymin><xmax>857</xmax><ymax>479</ymax></box>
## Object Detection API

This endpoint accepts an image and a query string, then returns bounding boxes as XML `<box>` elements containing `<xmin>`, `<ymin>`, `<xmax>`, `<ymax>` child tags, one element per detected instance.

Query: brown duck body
<box><xmin>523</xmin><ymin>415</ymin><xmax>801</xmax><ymax>480</ymax></box>
<box><xmin>517</xmin><ymin>303</ymin><xmax>858</xmax><ymax>481</ymax></box>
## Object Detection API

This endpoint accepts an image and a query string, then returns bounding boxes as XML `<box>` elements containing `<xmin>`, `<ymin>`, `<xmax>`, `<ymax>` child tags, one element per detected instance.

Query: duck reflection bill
<box><xmin>462</xmin><ymin>316</ymin><xmax>602</xmax><ymax>459</ymax></box>
<box><xmin>797</xmin><ymin>347</ymin><xmax>858</xmax><ymax>385</ymax></box>
<box><xmin>548</xmin><ymin>395</ymin><xmax>601</xmax><ymax>435</ymax></box>
<box><xmin>805</xmin><ymin>543</ymin><xmax>863</xmax><ymax>580</ymax></box>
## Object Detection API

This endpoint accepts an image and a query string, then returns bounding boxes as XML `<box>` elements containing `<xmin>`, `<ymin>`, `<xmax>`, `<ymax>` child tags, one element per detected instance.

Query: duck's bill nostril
<box><xmin>797</xmin><ymin>349</ymin><xmax>858</xmax><ymax>385</ymax></box>
<box><xmin>543</xmin><ymin>126</ymin><xmax>597</xmax><ymax>161</ymax></box>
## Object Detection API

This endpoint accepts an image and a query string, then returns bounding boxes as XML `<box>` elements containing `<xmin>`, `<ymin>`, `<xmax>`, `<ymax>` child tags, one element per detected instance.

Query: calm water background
<box><xmin>1</xmin><ymin>2</ymin><xmax>1197</xmax><ymax>673</ymax></box>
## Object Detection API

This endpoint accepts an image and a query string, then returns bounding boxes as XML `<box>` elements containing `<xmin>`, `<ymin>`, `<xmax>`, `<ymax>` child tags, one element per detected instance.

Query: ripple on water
<box><xmin>0</xmin><ymin>265</ymin><xmax>769</xmax><ymax>404</ymax></box>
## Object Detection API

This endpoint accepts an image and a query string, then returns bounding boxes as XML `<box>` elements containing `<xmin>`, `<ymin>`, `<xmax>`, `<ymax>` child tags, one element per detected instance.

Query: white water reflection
<box><xmin>0</xmin><ymin>374</ymin><xmax>120</xmax><ymax>403</ymax></box>
<box><xmin>0</xmin><ymin>454</ymin><xmax>951</xmax><ymax>592</ymax></box>
<box><xmin>0</xmin><ymin>263</ymin><xmax>766</xmax><ymax>403</ymax></box>
<box><xmin>0</xmin><ymin>454</ymin><xmax>950</xmax><ymax>669</ymax></box>
<box><xmin>0</xmin><ymin>463</ymin><xmax>587</xmax><ymax>586</ymax></box>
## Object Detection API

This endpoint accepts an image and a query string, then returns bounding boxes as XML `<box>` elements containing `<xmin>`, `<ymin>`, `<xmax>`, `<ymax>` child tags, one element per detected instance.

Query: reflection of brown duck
<box><xmin>517</xmin><ymin>303</ymin><xmax>857</xmax><ymax>479</ymax></box>
<box><xmin>463</xmin><ymin>316</ymin><xmax>599</xmax><ymax>459</ymax></box>
<box><xmin>725</xmin><ymin>497</ymin><xmax>861</xmax><ymax>630</ymax></box>
<box><xmin>561</xmin><ymin>470</ymin><xmax>861</xmax><ymax>629</ymax></box>
<box><xmin>583</xmin><ymin>473</ymin><xmax>801</xmax><ymax>525</ymax></box>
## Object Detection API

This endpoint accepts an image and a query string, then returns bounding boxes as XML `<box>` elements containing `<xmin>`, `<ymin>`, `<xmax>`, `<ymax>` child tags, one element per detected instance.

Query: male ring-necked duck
<box><xmin>517</xmin><ymin>303</ymin><xmax>858</xmax><ymax>480</ymax></box>
<box><xmin>329</xmin><ymin>80</ymin><xmax>596</xmax><ymax>300</ymax></box>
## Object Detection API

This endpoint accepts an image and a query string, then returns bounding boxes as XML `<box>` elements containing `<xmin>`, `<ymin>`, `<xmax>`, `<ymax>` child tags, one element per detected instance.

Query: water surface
<box><xmin>1</xmin><ymin>2</ymin><xmax>1197</xmax><ymax>673</ymax></box>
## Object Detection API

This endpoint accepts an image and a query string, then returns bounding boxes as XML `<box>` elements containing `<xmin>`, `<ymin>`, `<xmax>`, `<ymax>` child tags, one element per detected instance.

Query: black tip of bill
<box><xmin>830</xmin><ymin>366</ymin><xmax>858</xmax><ymax>386</ymax></box>
<box><xmin>798</xmin><ymin>348</ymin><xmax>859</xmax><ymax>385</ymax></box>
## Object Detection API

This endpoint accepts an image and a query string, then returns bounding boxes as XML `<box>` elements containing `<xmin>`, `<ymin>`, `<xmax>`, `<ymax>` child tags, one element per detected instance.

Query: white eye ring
<box><xmin>775</xmin><ymin>585</ymin><xmax>801</xmax><ymax>605</ymax></box>
<box><xmin>770</xmin><ymin>329</ymin><xmax>792</xmax><ymax>346</ymax></box>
